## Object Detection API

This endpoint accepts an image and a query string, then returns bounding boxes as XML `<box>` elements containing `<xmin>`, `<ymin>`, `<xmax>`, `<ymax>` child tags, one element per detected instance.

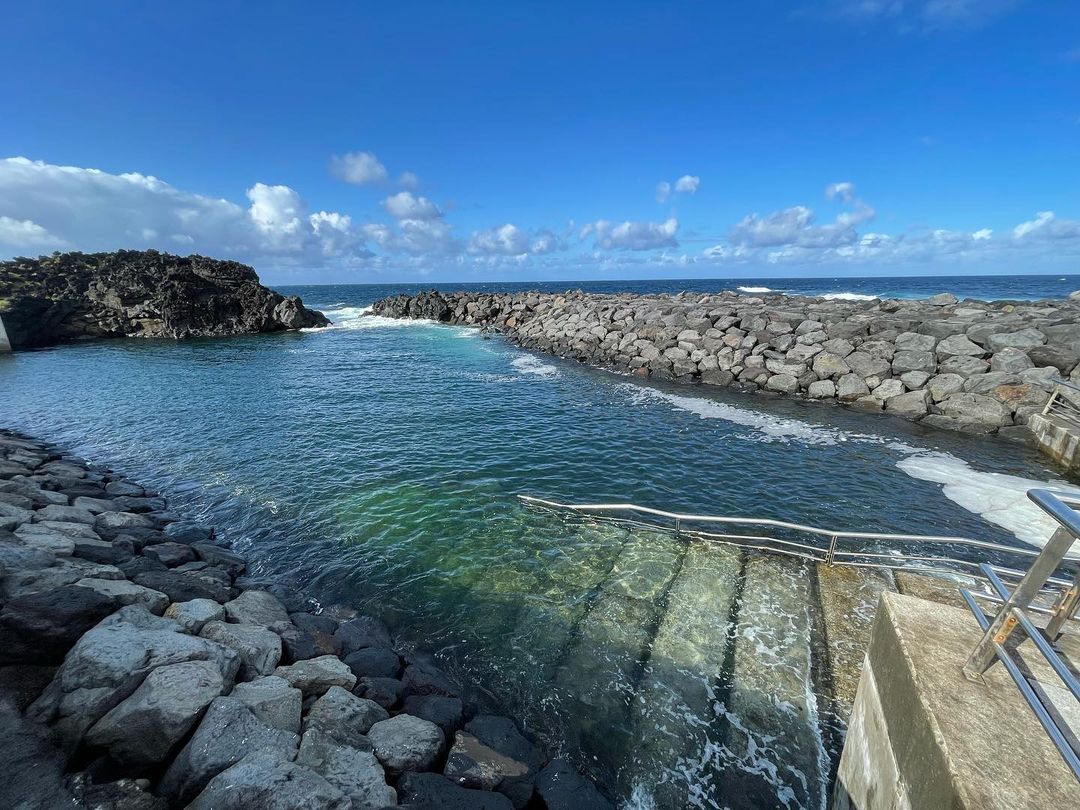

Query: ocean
<box><xmin>2</xmin><ymin>274</ymin><xmax>1078</xmax><ymax>809</ymax></box>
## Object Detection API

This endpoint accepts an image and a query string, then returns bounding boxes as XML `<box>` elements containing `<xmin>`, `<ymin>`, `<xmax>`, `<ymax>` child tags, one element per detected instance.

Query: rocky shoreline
<box><xmin>0</xmin><ymin>250</ymin><xmax>329</xmax><ymax>350</ymax></box>
<box><xmin>371</xmin><ymin>288</ymin><xmax>1080</xmax><ymax>438</ymax></box>
<box><xmin>0</xmin><ymin>429</ymin><xmax>611</xmax><ymax>809</ymax></box>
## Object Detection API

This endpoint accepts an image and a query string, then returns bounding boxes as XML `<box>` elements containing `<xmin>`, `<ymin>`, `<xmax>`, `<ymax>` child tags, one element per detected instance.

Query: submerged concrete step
<box><xmin>550</xmin><ymin>528</ymin><xmax>687</xmax><ymax>788</ymax></box>
<box><xmin>620</xmin><ymin>540</ymin><xmax>743</xmax><ymax>808</ymax></box>
<box><xmin>722</xmin><ymin>553</ymin><xmax>828</xmax><ymax>810</ymax></box>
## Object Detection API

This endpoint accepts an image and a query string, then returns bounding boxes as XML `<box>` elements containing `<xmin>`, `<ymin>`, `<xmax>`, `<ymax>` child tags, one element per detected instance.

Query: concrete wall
<box><xmin>0</xmin><ymin>313</ymin><xmax>10</xmax><ymax>354</ymax></box>
<box><xmin>834</xmin><ymin>591</ymin><xmax>1080</xmax><ymax>809</ymax></box>
<box><xmin>1029</xmin><ymin>412</ymin><xmax>1080</xmax><ymax>471</ymax></box>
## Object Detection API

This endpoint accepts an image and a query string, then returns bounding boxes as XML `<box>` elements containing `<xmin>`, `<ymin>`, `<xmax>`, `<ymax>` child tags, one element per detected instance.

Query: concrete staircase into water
<box><xmin>525</xmin><ymin>519</ymin><xmax>979</xmax><ymax>810</ymax></box>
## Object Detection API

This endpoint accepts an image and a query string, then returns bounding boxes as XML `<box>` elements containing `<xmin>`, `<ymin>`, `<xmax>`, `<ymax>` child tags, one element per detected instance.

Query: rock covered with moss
<box><xmin>0</xmin><ymin>249</ymin><xmax>329</xmax><ymax>349</ymax></box>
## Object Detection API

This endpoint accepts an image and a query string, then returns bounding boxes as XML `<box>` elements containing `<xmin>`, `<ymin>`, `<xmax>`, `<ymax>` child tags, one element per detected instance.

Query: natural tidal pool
<box><xmin>2</xmin><ymin>283</ymin><xmax>1077</xmax><ymax>809</ymax></box>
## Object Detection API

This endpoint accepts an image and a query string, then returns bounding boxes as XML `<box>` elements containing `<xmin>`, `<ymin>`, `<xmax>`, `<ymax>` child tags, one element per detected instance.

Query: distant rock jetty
<box><xmin>0</xmin><ymin>249</ymin><xmax>329</xmax><ymax>349</ymax></box>
<box><xmin>0</xmin><ymin>429</ymin><xmax>610</xmax><ymax>809</ymax></box>
<box><xmin>371</xmin><ymin>289</ymin><xmax>1080</xmax><ymax>437</ymax></box>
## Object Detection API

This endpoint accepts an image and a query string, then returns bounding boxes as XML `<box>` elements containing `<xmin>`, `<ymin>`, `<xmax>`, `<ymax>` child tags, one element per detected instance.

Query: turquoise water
<box><xmin>2</xmin><ymin>281</ymin><xmax>1076</xmax><ymax>809</ymax></box>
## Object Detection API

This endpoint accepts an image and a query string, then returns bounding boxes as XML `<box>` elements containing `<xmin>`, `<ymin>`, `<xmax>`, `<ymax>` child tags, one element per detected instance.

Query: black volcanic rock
<box><xmin>0</xmin><ymin>249</ymin><xmax>330</xmax><ymax>348</ymax></box>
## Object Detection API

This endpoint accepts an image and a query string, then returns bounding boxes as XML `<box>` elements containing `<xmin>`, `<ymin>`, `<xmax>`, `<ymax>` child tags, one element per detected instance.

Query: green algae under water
<box><xmin>1</xmin><ymin>289</ymin><xmax>1076</xmax><ymax>809</ymax></box>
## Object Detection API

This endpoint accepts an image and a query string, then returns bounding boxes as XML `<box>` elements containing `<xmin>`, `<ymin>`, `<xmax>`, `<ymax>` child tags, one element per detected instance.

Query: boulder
<box><xmin>345</xmin><ymin>646</ymin><xmax>402</xmax><ymax>679</ymax></box>
<box><xmin>159</xmin><ymin>697</ymin><xmax>300</xmax><ymax>805</ymax></box>
<box><xmin>303</xmin><ymin>685</ymin><xmax>388</xmax><ymax>748</ymax></box>
<box><xmin>935</xmin><ymin>334</ymin><xmax>985</xmax><ymax>358</ymax></box>
<box><xmin>990</xmin><ymin>347</ymin><xmax>1035</xmax><ymax>373</ymax></box>
<box><xmin>938</xmin><ymin>393</ymin><xmax>1013</xmax><ymax>428</ymax></box>
<box><xmin>402</xmin><ymin>661</ymin><xmax>461</xmax><ymax>699</ymax></box>
<box><xmin>368</xmin><ymin>713</ymin><xmax>445</xmax><ymax>774</ymax></box>
<box><xmin>230</xmin><ymin>675</ymin><xmax>302</xmax><ymax>733</ymax></box>
<box><xmin>334</xmin><ymin>616</ymin><xmax>392</xmax><ymax>655</ymax></box>
<box><xmin>200</xmin><ymin>621</ymin><xmax>281</xmax><ymax>680</ymax></box>
<box><xmin>987</xmin><ymin>328</ymin><xmax>1046</xmax><ymax>352</ymax></box>
<box><xmin>926</xmin><ymin>373</ymin><xmax>965</xmax><ymax>402</ymax></box>
<box><xmin>142</xmin><ymin>542</ymin><xmax>197</xmax><ymax>567</ymax></box>
<box><xmin>894</xmin><ymin>332</ymin><xmax>936</xmax><ymax>352</ymax></box>
<box><xmin>192</xmin><ymin>543</ymin><xmax>246</xmax><ymax>576</ymax></box>
<box><xmin>164</xmin><ymin>599</ymin><xmax>224</xmax><ymax>634</ymax></box>
<box><xmin>891</xmin><ymin>351</ymin><xmax>936</xmax><ymax>375</ymax></box>
<box><xmin>28</xmin><ymin>606</ymin><xmax>239</xmax><ymax>753</ymax></box>
<box><xmin>132</xmin><ymin>570</ymin><xmax>232</xmax><ymax>603</ymax></box>
<box><xmin>812</xmin><ymin>352</ymin><xmax>851</xmax><ymax>380</ymax></box>
<box><xmin>356</xmin><ymin>676</ymin><xmax>405</xmax><ymax>710</ymax></box>
<box><xmin>224</xmin><ymin>590</ymin><xmax>290</xmax><ymax>627</ymax></box>
<box><xmin>836</xmin><ymin>373</ymin><xmax>870</xmax><ymax>402</ymax></box>
<box><xmin>185</xmin><ymin>750</ymin><xmax>348</xmax><ymax>810</ymax></box>
<box><xmin>884</xmin><ymin>389</ymin><xmax>930</xmax><ymax>420</ymax></box>
<box><xmin>938</xmin><ymin>355</ymin><xmax>989</xmax><ymax>378</ymax></box>
<box><xmin>871</xmin><ymin>379</ymin><xmax>905</xmax><ymax>402</ymax></box>
<box><xmin>85</xmin><ymin>659</ymin><xmax>226</xmax><ymax>766</ymax></box>
<box><xmin>0</xmin><ymin>584</ymin><xmax>119</xmax><ymax>663</ymax></box>
<box><xmin>398</xmin><ymin>772</ymin><xmax>513</xmax><ymax>810</ymax></box>
<box><xmin>273</xmin><ymin>655</ymin><xmax>357</xmax><ymax>696</ymax></box>
<box><xmin>403</xmin><ymin>695</ymin><xmax>464</xmax><ymax>737</ymax></box>
<box><xmin>536</xmin><ymin>757</ymin><xmax>615</xmax><ymax>810</ymax></box>
<box><xmin>807</xmin><ymin>380</ymin><xmax>836</xmax><ymax>399</ymax></box>
<box><xmin>1028</xmin><ymin>344</ymin><xmax>1079</xmax><ymax>375</ymax></box>
<box><xmin>765</xmin><ymin>374</ymin><xmax>799</xmax><ymax>394</ymax></box>
<box><xmin>296</xmin><ymin>728</ymin><xmax>396</xmax><ymax>808</ymax></box>
<box><xmin>74</xmin><ymin>578</ymin><xmax>169</xmax><ymax>614</ymax></box>
<box><xmin>96</xmin><ymin>511</ymin><xmax>155</xmax><ymax>531</ymax></box>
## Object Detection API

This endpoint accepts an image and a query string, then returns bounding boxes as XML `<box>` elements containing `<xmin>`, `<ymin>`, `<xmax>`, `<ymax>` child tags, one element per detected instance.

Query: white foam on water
<box><xmin>820</xmin><ymin>292</ymin><xmax>878</xmax><ymax>301</ymax></box>
<box><xmin>896</xmin><ymin>452</ymin><xmax>1080</xmax><ymax>554</ymax></box>
<box><xmin>511</xmin><ymin>355</ymin><xmax>558</xmax><ymax>377</ymax></box>
<box><xmin>737</xmin><ymin>286</ymin><xmax>773</xmax><ymax>293</ymax></box>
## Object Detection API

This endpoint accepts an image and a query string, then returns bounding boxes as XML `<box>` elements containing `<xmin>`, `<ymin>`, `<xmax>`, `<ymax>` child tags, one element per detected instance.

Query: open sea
<box><xmin>2</xmin><ymin>274</ymin><xmax>1079</xmax><ymax>809</ymax></box>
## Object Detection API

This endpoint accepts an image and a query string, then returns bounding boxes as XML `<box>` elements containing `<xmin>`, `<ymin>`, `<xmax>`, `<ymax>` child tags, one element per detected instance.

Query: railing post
<box><xmin>963</xmin><ymin>525</ymin><xmax>1077</xmax><ymax>680</ymax></box>
<box><xmin>674</xmin><ymin>517</ymin><xmax>681</xmax><ymax>538</ymax></box>
<box><xmin>1043</xmin><ymin>386</ymin><xmax>1058</xmax><ymax>416</ymax></box>
<box><xmin>1046</xmin><ymin>569</ymin><xmax>1080</xmax><ymax>640</ymax></box>
<box><xmin>825</xmin><ymin>534</ymin><xmax>838</xmax><ymax>565</ymax></box>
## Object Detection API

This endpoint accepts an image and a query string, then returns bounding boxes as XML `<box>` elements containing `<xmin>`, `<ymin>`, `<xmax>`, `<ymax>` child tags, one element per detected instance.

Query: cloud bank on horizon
<box><xmin>1</xmin><ymin>155</ymin><xmax>1076</xmax><ymax>282</ymax></box>
<box><xmin>0</xmin><ymin>1</ymin><xmax>1077</xmax><ymax>282</ymax></box>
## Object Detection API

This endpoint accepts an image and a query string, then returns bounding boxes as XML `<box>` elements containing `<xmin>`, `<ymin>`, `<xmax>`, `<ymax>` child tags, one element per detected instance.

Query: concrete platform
<box><xmin>0</xmin><ymin>313</ymin><xmax>10</xmax><ymax>354</ymax></box>
<box><xmin>834</xmin><ymin>590</ymin><xmax>1080</xmax><ymax>809</ymax></box>
<box><xmin>1029</xmin><ymin>411</ymin><xmax>1080</xmax><ymax>471</ymax></box>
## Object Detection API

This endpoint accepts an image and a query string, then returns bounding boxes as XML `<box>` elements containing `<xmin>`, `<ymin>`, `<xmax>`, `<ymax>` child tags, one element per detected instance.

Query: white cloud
<box><xmin>529</xmin><ymin>229</ymin><xmax>564</xmax><ymax>255</ymax></box>
<box><xmin>674</xmin><ymin>175</ymin><xmax>700</xmax><ymax>194</ymax></box>
<box><xmin>827</xmin><ymin>0</ymin><xmax>1016</xmax><ymax>29</ymax></box>
<box><xmin>467</xmin><ymin>224</ymin><xmax>566</xmax><ymax>256</ymax></box>
<box><xmin>0</xmin><ymin>156</ymin><xmax>364</xmax><ymax>264</ymax></box>
<box><xmin>329</xmin><ymin>151</ymin><xmax>388</xmax><ymax>186</ymax></box>
<box><xmin>1013</xmin><ymin>211</ymin><xmax>1080</xmax><ymax>240</ymax></box>
<box><xmin>381</xmin><ymin>191</ymin><xmax>442</xmax><ymax>220</ymax></box>
<box><xmin>825</xmin><ymin>181</ymin><xmax>856</xmax><ymax>202</ymax></box>
<box><xmin>656</xmin><ymin>175</ymin><xmax>700</xmax><ymax>203</ymax></box>
<box><xmin>588</xmin><ymin>218</ymin><xmax>679</xmax><ymax>250</ymax></box>
<box><xmin>396</xmin><ymin>218</ymin><xmax>457</xmax><ymax>255</ymax></box>
<box><xmin>398</xmin><ymin>171</ymin><xmax>419</xmax><ymax>190</ymax></box>
<box><xmin>0</xmin><ymin>215</ymin><xmax>65</xmax><ymax>249</ymax></box>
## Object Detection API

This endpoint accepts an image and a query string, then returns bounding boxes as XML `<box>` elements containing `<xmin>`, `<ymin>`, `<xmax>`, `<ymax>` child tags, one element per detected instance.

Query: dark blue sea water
<box><xmin>2</xmin><ymin>275</ymin><xmax>1078</xmax><ymax>809</ymax></box>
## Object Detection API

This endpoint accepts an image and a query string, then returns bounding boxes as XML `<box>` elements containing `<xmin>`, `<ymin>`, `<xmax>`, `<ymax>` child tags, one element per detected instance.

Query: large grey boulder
<box><xmin>273</xmin><ymin>655</ymin><xmax>356</xmax><ymax>696</ymax></box>
<box><xmin>303</xmin><ymin>685</ymin><xmax>387</xmax><ymax>748</ymax></box>
<box><xmin>1029</xmin><ymin>344</ymin><xmax>1080</xmax><ymax>374</ymax></box>
<box><xmin>807</xmin><ymin>380</ymin><xmax>836</xmax><ymax>399</ymax></box>
<box><xmin>186</xmin><ymin>750</ymin><xmax>349</xmax><ymax>810</ymax></box>
<box><xmin>935</xmin><ymin>334</ymin><xmax>985</xmax><ymax>358</ymax></box>
<box><xmin>96</xmin><ymin>511</ymin><xmax>155</xmax><ymax>531</ymax></box>
<box><xmin>230</xmin><ymin>675</ymin><xmax>302</xmax><ymax>733</ymax></box>
<box><xmin>926</xmin><ymin>373</ymin><xmax>965</xmax><ymax>402</ymax></box>
<box><xmin>894</xmin><ymin>332</ymin><xmax>936</xmax><ymax>352</ymax></box>
<box><xmin>836</xmin><ymin>373</ymin><xmax>870</xmax><ymax>402</ymax></box>
<box><xmin>74</xmin><ymin>577</ymin><xmax>168</xmax><ymax>614</ymax></box>
<box><xmin>224</xmin><ymin>590</ymin><xmax>289</xmax><ymax>627</ymax></box>
<box><xmin>0</xmin><ymin>584</ymin><xmax>119</xmax><ymax>664</ymax></box>
<box><xmin>296</xmin><ymin>728</ymin><xmax>397</xmax><ymax>808</ymax></box>
<box><xmin>765</xmin><ymin>373</ymin><xmax>799</xmax><ymax>393</ymax></box>
<box><xmin>990</xmin><ymin>347</ymin><xmax>1035</xmax><ymax>373</ymax></box>
<box><xmin>938</xmin><ymin>355</ymin><xmax>989</xmax><ymax>378</ymax></box>
<box><xmin>987</xmin><ymin>327</ymin><xmax>1046</xmax><ymax>352</ymax></box>
<box><xmin>885</xmin><ymin>389</ymin><xmax>930</xmax><ymax>420</ymax></box>
<box><xmin>891</xmin><ymin>350</ymin><xmax>936</xmax><ymax>375</ymax></box>
<box><xmin>160</xmin><ymin>697</ymin><xmax>300</xmax><ymax>805</ymax></box>
<box><xmin>35</xmin><ymin>505</ymin><xmax>96</xmax><ymax>525</ymax></box>
<box><xmin>28</xmin><ymin>606</ymin><xmax>238</xmax><ymax>753</ymax></box>
<box><xmin>200</xmin><ymin>621</ymin><xmax>281</xmax><ymax>680</ymax></box>
<box><xmin>85</xmin><ymin>659</ymin><xmax>226</xmax><ymax>766</ymax></box>
<box><xmin>368</xmin><ymin>713</ymin><xmax>445</xmax><ymax>774</ymax></box>
<box><xmin>812</xmin><ymin>352</ymin><xmax>851</xmax><ymax>380</ymax></box>
<box><xmin>164</xmin><ymin>598</ymin><xmax>223</xmax><ymax>634</ymax></box>
<box><xmin>846</xmin><ymin>351</ymin><xmax>890</xmax><ymax>379</ymax></box>
<box><xmin>334</xmin><ymin>615</ymin><xmax>392</xmax><ymax>655</ymax></box>
<box><xmin>938</xmin><ymin>393</ymin><xmax>1013</xmax><ymax>427</ymax></box>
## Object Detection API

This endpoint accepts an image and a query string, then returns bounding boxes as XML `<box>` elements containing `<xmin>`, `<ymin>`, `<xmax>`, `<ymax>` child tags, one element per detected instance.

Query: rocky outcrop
<box><xmin>0</xmin><ymin>428</ymin><xmax>613</xmax><ymax>810</ymax></box>
<box><xmin>372</xmin><ymin>288</ymin><xmax>1080</xmax><ymax>437</ymax></box>
<box><xmin>0</xmin><ymin>249</ymin><xmax>329</xmax><ymax>349</ymax></box>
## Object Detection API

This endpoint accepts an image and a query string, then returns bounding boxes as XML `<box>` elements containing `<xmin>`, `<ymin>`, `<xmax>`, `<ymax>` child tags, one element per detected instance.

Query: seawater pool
<box><xmin>2</xmin><ymin>284</ymin><xmax>1077</xmax><ymax>809</ymax></box>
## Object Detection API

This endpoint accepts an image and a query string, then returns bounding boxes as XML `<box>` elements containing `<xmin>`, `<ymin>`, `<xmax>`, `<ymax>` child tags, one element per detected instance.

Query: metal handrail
<box><xmin>1043</xmin><ymin>380</ymin><xmax>1080</xmax><ymax>428</ymax></box>
<box><xmin>961</xmin><ymin>488</ymin><xmax>1080</xmax><ymax>781</ymax></box>
<box><xmin>517</xmin><ymin>494</ymin><xmax>1073</xmax><ymax>593</ymax></box>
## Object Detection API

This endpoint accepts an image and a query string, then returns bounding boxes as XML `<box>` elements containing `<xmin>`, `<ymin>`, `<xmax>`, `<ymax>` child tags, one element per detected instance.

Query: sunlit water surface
<box><xmin>2</xmin><ymin>282</ymin><xmax>1077</xmax><ymax>809</ymax></box>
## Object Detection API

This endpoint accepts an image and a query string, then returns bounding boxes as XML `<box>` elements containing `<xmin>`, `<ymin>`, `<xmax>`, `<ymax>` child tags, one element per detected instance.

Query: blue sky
<box><xmin>1</xmin><ymin>1</ymin><xmax>1078</xmax><ymax>283</ymax></box>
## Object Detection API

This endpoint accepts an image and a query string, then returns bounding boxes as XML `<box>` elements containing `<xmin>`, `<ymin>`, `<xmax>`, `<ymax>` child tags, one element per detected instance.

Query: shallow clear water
<box><xmin>2</xmin><ymin>280</ymin><xmax>1077</xmax><ymax>809</ymax></box>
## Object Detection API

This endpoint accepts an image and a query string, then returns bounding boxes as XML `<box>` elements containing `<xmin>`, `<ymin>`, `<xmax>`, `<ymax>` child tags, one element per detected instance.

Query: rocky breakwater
<box><xmin>372</xmin><ymin>288</ymin><xmax>1080</xmax><ymax>437</ymax></box>
<box><xmin>0</xmin><ymin>249</ymin><xmax>329</xmax><ymax>349</ymax></box>
<box><xmin>0</xmin><ymin>430</ymin><xmax>611</xmax><ymax>810</ymax></box>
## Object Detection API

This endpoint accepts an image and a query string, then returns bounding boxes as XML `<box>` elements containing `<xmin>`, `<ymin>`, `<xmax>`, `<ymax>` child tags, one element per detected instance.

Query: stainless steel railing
<box><xmin>1043</xmin><ymin>379</ymin><xmax>1080</xmax><ymax>428</ymax></box>
<box><xmin>517</xmin><ymin>494</ymin><xmax>1073</xmax><ymax>598</ymax></box>
<box><xmin>961</xmin><ymin>488</ymin><xmax>1080</xmax><ymax>780</ymax></box>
